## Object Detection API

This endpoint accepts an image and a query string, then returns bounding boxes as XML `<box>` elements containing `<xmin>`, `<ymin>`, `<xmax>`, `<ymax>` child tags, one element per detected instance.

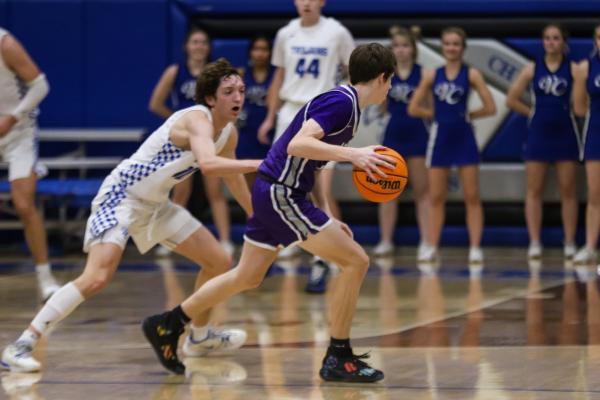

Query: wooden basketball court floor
<box><xmin>1</xmin><ymin>247</ymin><xmax>600</xmax><ymax>399</ymax></box>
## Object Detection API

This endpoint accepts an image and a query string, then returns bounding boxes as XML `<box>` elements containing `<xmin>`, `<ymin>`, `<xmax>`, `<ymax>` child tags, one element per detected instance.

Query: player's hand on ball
<box><xmin>351</xmin><ymin>146</ymin><xmax>396</xmax><ymax>181</ymax></box>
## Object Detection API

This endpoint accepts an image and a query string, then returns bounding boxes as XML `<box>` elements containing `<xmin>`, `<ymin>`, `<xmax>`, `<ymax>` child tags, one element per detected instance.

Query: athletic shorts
<box><xmin>243</xmin><ymin>176</ymin><xmax>331</xmax><ymax>250</ymax></box>
<box><xmin>0</xmin><ymin>122</ymin><xmax>45</xmax><ymax>181</ymax></box>
<box><xmin>83</xmin><ymin>174</ymin><xmax>201</xmax><ymax>254</ymax></box>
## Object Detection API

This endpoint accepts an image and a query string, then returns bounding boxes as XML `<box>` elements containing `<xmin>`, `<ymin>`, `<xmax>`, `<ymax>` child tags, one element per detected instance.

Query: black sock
<box><xmin>168</xmin><ymin>305</ymin><xmax>191</xmax><ymax>333</ymax></box>
<box><xmin>327</xmin><ymin>337</ymin><xmax>352</xmax><ymax>358</ymax></box>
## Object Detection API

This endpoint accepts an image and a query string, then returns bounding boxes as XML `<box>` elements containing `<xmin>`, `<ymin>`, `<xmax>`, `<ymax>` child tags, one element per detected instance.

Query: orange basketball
<box><xmin>352</xmin><ymin>147</ymin><xmax>408</xmax><ymax>203</ymax></box>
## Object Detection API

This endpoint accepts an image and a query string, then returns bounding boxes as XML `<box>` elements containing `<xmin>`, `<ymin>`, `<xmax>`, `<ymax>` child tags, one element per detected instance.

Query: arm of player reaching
<box><xmin>188</xmin><ymin>112</ymin><xmax>261</xmax><ymax>177</ymax></box>
<box><xmin>0</xmin><ymin>34</ymin><xmax>49</xmax><ymax>137</ymax></box>
<box><xmin>506</xmin><ymin>63</ymin><xmax>534</xmax><ymax>117</ymax></box>
<box><xmin>220</xmin><ymin>128</ymin><xmax>254</xmax><ymax>217</ymax></box>
<box><xmin>257</xmin><ymin>67</ymin><xmax>285</xmax><ymax>144</ymax></box>
<box><xmin>287</xmin><ymin>118</ymin><xmax>395</xmax><ymax>181</ymax></box>
<box><xmin>468</xmin><ymin>68</ymin><xmax>497</xmax><ymax>120</ymax></box>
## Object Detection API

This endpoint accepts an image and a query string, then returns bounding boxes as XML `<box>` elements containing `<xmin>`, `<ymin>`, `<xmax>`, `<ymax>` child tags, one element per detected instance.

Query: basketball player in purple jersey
<box><xmin>258</xmin><ymin>0</ymin><xmax>355</xmax><ymax>293</ymax></box>
<box><xmin>143</xmin><ymin>43</ymin><xmax>396</xmax><ymax>382</ymax></box>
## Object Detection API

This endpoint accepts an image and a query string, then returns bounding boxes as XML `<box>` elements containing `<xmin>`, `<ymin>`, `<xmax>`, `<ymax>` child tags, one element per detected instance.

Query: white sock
<box><xmin>191</xmin><ymin>324</ymin><xmax>210</xmax><ymax>340</ymax></box>
<box><xmin>16</xmin><ymin>329</ymin><xmax>39</xmax><ymax>347</ymax></box>
<box><xmin>530</xmin><ymin>240</ymin><xmax>541</xmax><ymax>247</ymax></box>
<box><xmin>35</xmin><ymin>263</ymin><xmax>52</xmax><ymax>279</ymax></box>
<box><xmin>30</xmin><ymin>282</ymin><xmax>84</xmax><ymax>335</ymax></box>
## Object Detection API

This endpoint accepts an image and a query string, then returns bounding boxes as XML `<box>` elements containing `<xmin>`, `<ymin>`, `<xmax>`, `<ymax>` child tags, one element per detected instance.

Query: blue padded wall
<box><xmin>505</xmin><ymin>38</ymin><xmax>594</xmax><ymax>62</ymax></box>
<box><xmin>0</xmin><ymin>1</ymin><xmax>7</xmax><ymax>26</ymax></box>
<box><xmin>7</xmin><ymin>0</ymin><xmax>85</xmax><ymax>126</ymax></box>
<box><xmin>176</xmin><ymin>0</ymin><xmax>600</xmax><ymax>15</ymax></box>
<box><xmin>481</xmin><ymin>113</ymin><xmax>528</xmax><ymax>162</ymax></box>
<box><xmin>212</xmin><ymin>39</ymin><xmax>249</xmax><ymax>69</ymax></box>
<box><xmin>84</xmin><ymin>0</ymin><xmax>169</xmax><ymax>127</ymax></box>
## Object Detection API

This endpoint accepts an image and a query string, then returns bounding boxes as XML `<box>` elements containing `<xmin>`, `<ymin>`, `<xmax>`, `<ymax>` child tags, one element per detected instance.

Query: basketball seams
<box><xmin>351</xmin><ymin>169</ymin><xmax>408</xmax><ymax>179</ymax></box>
<box><xmin>351</xmin><ymin>147</ymin><xmax>408</xmax><ymax>202</ymax></box>
<box><xmin>353</xmin><ymin>171</ymin><xmax>407</xmax><ymax>195</ymax></box>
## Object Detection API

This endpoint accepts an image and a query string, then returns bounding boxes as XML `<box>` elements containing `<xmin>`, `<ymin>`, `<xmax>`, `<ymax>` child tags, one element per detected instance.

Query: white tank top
<box><xmin>109</xmin><ymin>105</ymin><xmax>232</xmax><ymax>203</ymax></box>
<box><xmin>271</xmin><ymin>17</ymin><xmax>355</xmax><ymax>104</ymax></box>
<box><xmin>0</xmin><ymin>28</ymin><xmax>35</xmax><ymax>131</ymax></box>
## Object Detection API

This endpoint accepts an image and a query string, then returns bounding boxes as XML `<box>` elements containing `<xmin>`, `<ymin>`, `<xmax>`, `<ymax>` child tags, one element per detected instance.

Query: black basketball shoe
<box><xmin>142</xmin><ymin>312</ymin><xmax>185</xmax><ymax>374</ymax></box>
<box><xmin>319</xmin><ymin>352</ymin><xmax>384</xmax><ymax>383</ymax></box>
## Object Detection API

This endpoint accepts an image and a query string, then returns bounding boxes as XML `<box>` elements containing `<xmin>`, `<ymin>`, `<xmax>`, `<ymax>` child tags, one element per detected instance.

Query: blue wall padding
<box><xmin>505</xmin><ymin>38</ymin><xmax>594</xmax><ymax>62</ymax></box>
<box><xmin>8</xmin><ymin>0</ymin><xmax>85</xmax><ymax>126</ymax></box>
<box><xmin>482</xmin><ymin>113</ymin><xmax>528</xmax><ymax>162</ymax></box>
<box><xmin>83</xmin><ymin>0</ymin><xmax>169</xmax><ymax>127</ymax></box>
<box><xmin>212</xmin><ymin>39</ymin><xmax>250</xmax><ymax>68</ymax></box>
<box><xmin>0</xmin><ymin>2</ymin><xmax>7</xmax><ymax>29</ymax></box>
<box><xmin>176</xmin><ymin>0</ymin><xmax>600</xmax><ymax>15</ymax></box>
<box><xmin>169</xmin><ymin>0</ymin><xmax>188</xmax><ymax>63</ymax></box>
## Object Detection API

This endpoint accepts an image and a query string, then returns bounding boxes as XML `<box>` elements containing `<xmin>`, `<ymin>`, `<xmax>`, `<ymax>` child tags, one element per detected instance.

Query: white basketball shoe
<box><xmin>1</xmin><ymin>342</ymin><xmax>41</xmax><ymax>373</ymax></box>
<box><xmin>182</xmin><ymin>327</ymin><xmax>247</xmax><ymax>357</ymax></box>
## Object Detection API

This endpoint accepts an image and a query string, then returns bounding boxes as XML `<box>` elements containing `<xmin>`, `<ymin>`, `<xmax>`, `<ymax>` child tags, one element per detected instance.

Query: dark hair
<box><xmin>390</xmin><ymin>25</ymin><xmax>420</xmax><ymax>62</ymax></box>
<box><xmin>441</xmin><ymin>26</ymin><xmax>467</xmax><ymax>49</ymax></box>
<box><xmin>349</xmin><ymin>43</ymin><xmax>396</xmax><ymax>85</ymax></box>
<box><xmin>543</xmin><ymin>23</ymin><xmax>569</xmax><ymax>54</ymax></box>
<box><xmin>248</xmin><ymin>34</ymin><xmax>271</xmax><ymax>56</ymax></box>
<box><xmin>195</xmin><ymin>58</ymin><xmax>240</xmax><ymax>106</ymax></box>
<box><xmin>184</xmin><ymin>26</ymin><xmax>211</xmax><ymax>58</ymax></box>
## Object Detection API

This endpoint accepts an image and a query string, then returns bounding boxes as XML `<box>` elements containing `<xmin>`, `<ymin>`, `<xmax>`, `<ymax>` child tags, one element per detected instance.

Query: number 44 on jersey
<box><xmin>295</xmin><ymin>58</ymin><xmax>320</xmax><ymax>78</ymax></box>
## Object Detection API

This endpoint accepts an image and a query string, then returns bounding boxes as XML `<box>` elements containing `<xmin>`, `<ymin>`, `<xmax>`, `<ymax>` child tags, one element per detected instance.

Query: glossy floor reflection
<box><xmin>1</xmin><ymin>248</ymin><xmax>599</xmax><ymax>399</ymax></box>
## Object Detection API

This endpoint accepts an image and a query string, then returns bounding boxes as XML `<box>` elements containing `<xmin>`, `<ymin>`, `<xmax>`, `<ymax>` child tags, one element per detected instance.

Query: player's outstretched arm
<box><xmin>187</xmin><ymin>112</ymin><xmax>261</xmax><ymax>176</ymax></box>
<box><xmin>220</xmin><ymin>128</ymin><xmax>254</xmax><ymax>216</ymax></box>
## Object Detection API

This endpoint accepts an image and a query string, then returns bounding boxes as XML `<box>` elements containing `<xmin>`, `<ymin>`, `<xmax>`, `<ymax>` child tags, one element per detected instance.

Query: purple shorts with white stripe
<box><xmin>244</xmin><ymin>178</ymin><xmax>331</xmax><ymax>250</ymax></box>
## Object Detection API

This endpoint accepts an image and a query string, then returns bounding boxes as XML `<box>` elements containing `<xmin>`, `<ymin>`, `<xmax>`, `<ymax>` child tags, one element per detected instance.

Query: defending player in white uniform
<box><xmin>0</xmin><ymin>27</ymin><xmax>60</xmax><ymax>301</ymax></box>
<box><xmin>1</xmin><ymin>59</ymin><xmax>260</xmax><ymax>373</ymax></box>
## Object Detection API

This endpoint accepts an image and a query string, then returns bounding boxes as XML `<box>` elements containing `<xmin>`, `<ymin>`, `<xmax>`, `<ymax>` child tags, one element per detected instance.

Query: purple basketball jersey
<box><xmin>244</xmin><ymin>85</ymin><xmax>360</xmax><ymax>249</ymax></box>
<box><xmin>258</xmin><ymin>85</ymin><xmax>360</xmax><ymax>193</ymax></box>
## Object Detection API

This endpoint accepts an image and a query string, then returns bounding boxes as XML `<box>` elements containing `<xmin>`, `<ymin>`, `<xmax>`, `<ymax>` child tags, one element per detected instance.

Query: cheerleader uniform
<box><xmin>170</xmin><ymin>61</ymin><xmax>197</xmax><ymax>110</ymax></box>
<box><xmin>427</xmin><ymin>65</ymin><xmax>479</xmax><ymax>167</ymax></box>
<box><xmin>382</xmin><ymin>64</ymin><xmax>428</xmax><ymax>158</ymax></box>
<box><xmin>583</xmin><ymin>54</ymin><xmax>600</xmax><ymax>160</ymax></box>
<box><xmin>525</xmin><ymin>57</ymin><xmax>580</xmax><ymax>161</ymax></box>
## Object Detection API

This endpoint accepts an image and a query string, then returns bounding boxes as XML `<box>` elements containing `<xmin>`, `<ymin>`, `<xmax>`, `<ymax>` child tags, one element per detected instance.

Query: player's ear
<box><xmin>205</xmin><ymin>95</ymin><xmax>216</xmax><ymax>108</ymax></box>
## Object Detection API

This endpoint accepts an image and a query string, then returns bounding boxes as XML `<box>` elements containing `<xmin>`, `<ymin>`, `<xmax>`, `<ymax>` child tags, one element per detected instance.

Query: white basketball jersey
<box><xmin>0</xmin><ymin>28</ymin><xmax>35</xmax><ymax>130</ymax></box>
<box><xmin>272</xmin><ymin>17</ymin><xmax>354</xmax><ymax>104</ymax></box>
<box><xmin>109</xmin><ymin>105</ymin><xmax>232</xmax><ymax>203</ymax></box>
